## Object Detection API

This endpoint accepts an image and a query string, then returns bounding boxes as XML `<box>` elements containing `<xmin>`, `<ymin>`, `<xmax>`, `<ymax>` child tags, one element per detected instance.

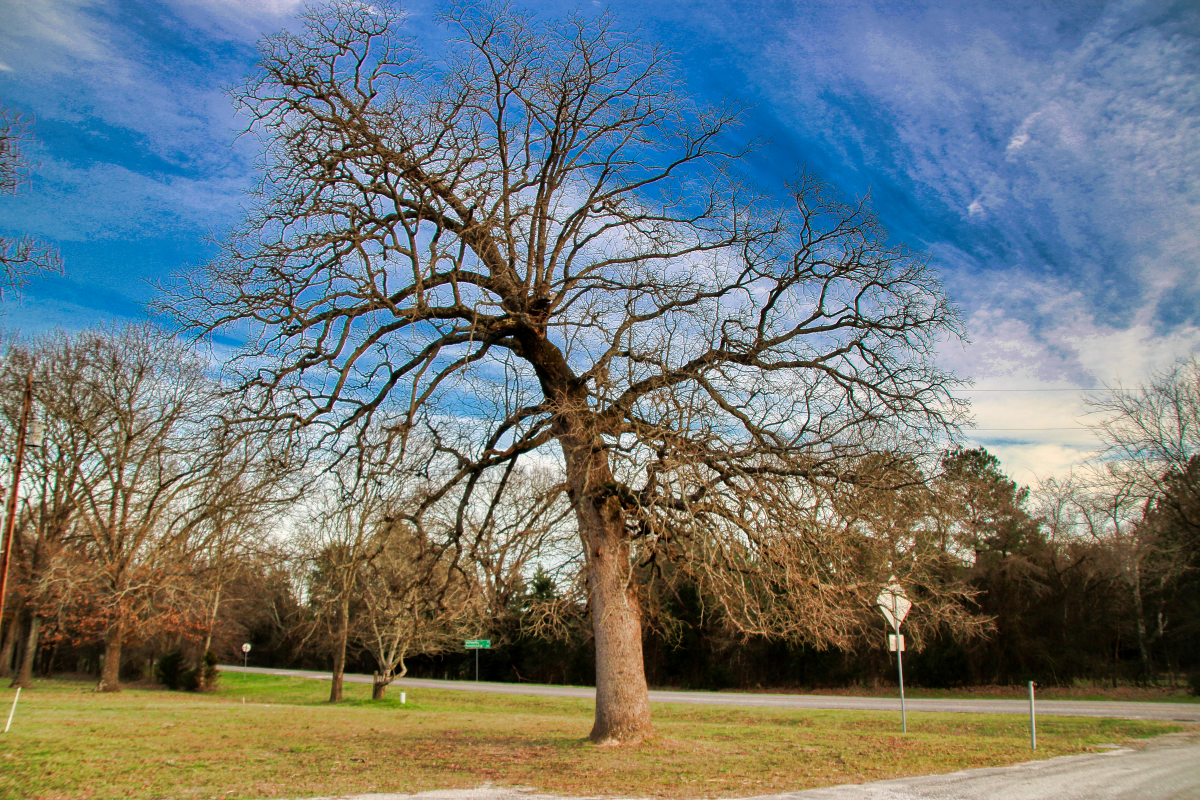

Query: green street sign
<box><xmin>464</xmin><ymin>639</ymin><xmax>491</xmax><ymax>649</ymax></box>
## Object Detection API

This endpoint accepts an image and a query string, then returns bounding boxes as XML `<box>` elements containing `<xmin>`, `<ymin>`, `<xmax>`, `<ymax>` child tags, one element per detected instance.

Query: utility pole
<box><xmin>0</xmin><ymin>374</ymin><xmax>36</xmax><ymax>649</ymax></box>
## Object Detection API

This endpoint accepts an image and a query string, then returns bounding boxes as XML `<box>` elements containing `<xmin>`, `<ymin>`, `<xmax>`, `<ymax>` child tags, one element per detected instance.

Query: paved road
<box><xmin>224</xmin><ymin>665</ymin><xmax>1200</xmax><ymax>722</ymax></box>
<box><xmin>289</xmin><ymin>736</ymin><xmax>1200</xmax><ymax>800</ymax></box>
<box><xmin>758</xmin><ymin>735</ymin><xmax>1200</xmax><ymax>799</ymax></box>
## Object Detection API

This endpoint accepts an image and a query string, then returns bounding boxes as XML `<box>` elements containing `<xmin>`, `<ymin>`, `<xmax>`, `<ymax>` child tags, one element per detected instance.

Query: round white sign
<box><xmin>241</xmin><ymin>643</ymin><xmax>252</xmax><ymax>653</ymax></box>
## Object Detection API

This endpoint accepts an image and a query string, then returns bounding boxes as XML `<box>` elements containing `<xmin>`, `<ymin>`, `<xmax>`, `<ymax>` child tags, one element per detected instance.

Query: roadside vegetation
<box><xmin>0</xmin><ymin>673</ymin><xmax>1186</xmax><ymax>800</ymax></box>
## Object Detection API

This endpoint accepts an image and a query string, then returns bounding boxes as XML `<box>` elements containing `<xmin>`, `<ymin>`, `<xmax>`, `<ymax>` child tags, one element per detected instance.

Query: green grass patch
<box><xmin>0</xmin><ymin>673</ymin><xmax>1186</xmax><ymax>800</ymax></box>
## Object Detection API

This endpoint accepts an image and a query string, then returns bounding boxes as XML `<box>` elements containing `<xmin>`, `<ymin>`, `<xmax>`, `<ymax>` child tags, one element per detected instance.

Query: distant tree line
<box><xmin>402</xmin><ymin>439</ymin><xmax>1200</xmax><ymax>691</ymax></box>
<box><xmin>1</xmin><ymin>324</ymin><xmax>1195</xmax><ymax>693</ymax></box>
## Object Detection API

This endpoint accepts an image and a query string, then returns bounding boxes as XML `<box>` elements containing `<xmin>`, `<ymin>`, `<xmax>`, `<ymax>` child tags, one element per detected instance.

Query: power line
<box><xmin>966</xmin><ymin>427</ymin><xmax>1090</xmax><ymax>431</ymax></box>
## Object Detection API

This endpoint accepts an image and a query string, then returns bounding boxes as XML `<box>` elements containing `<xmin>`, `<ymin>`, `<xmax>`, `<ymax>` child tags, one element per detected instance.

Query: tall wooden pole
<box><xmin>0</xmin><ymin>374</ymin><xmax>34</xmax><ymax>650</ymax></box>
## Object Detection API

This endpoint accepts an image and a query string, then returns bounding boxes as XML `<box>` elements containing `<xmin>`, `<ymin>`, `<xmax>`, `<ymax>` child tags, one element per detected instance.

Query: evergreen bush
<box><xmin>155</xmin><ymin>648</ymin><xmax>219</xmax><ymax>691</ymax></box>
<box><xmin>155</xmin><ymin>649</ymin><xmax>188</xmax><ymax>690</ymax></box>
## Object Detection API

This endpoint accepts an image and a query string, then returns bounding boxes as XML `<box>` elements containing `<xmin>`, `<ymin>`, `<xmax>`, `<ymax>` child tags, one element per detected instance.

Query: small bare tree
<box><xmin>295</xmin><ymin>460</ymin><xmax>385</xmax><ymax>703</ymax></box>
<box><xmin>188</xmin><ymin>489</ymin><xmax>292</xmax><ymax>689</ymax></box>
<box><xmin>356</xmin><ymin>518</ymin><xmax>473</xmax><ymax>699</ymax></box>
<box><xmin>462</xmin><ymin>464</ymin><xmax>576</xmax><ymax>624</ymax></box>
<box><xmin>170</xmin><ymin>1</ymin><xmax>965</xmax><ymax>742</ymax></box>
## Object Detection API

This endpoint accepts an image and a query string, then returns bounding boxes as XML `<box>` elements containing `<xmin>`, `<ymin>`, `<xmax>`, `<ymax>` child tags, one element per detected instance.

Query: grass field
<box><xmin>0</xmin><ymin>673</ymin><xmax>1186</xmax><ymax>800</ymax></box>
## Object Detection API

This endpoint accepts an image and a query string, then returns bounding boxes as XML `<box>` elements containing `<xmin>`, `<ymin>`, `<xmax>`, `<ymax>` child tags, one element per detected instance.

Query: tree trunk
<box><xmin>11</xmin><ymin>614</ymin><xmax>40</xmax><ymax>689</ymax></box>
<box><xmin>561</xmin><ymin>430</ymin><xmax>652</xmax><ymax>745</ymax></box>
<box><xmin>329</xmin><ymin>597</ymin><xmax>349</xmax><ymax>703</ymax></box>
<box><xmin>0</xmin><ymin>611</ymin><xmax>18</xmax><ymax>678</ymax></box>
<box><xmin>1128</xmin><ymin>564</ymin><xmax>1152</xmax><ymax>681</ymax></box>
<box><xmin>97</xmin><ymin>618</ymin><xmax>124</xmax><ymax>692</ymax></box>
<box><xmin>586</xmin><ymin>511</ymin><xmax>651</xmax><ymax>744</ymax></box>
<box><xmin>372</xmin><ymin>670</ymin><xmax>391</xmax><ymax>700</ymax></box>
<box><xmin>43</xmin><ymin>643</ymin><xmax>57</xmax><ymax>677</ymax></box>
<box><xmin>203</xmin><ymin>584</ymin><xmax>221</xmax><ymax>655</ymax></box>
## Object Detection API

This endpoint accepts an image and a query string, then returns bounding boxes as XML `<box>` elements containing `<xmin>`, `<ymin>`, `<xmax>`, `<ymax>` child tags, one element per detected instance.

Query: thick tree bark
<box><xmin>11</xmin><ymin>614</ymin><xmax>40</xmax><ymax>688</ymax></box>
<box><xmin>560</xmin><ymin>424</ymin><xmax>652</xmax><ymax>745</ymax></box>
<box><xmin>97</xmin><ymin>618</ymin><xmax>123</xmax><ymax>692</ymax></box>
<box><xmin>584</xmin><ymin>497</ymin><xmax>652</xmax><ymax>744</ymax></box>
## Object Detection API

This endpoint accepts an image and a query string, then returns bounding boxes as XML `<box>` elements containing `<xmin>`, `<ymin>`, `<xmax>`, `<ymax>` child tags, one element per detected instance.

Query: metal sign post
<box><xmin>1029</xmin><ymin>681</ymin><xmax>1037</xmax><ymax>750</ymax></box>
<box><xmin>242</xmin><ymin>642</ymin><xmax>251</xmax><ymax>668</ymax></box>
<box><xmin>464</xmin><ymin>639</ymin><xmax>491</xmax><ymax>681</ymax></box>
<box><xmin>877</xmin><ymin>578</ymin><xmax>912</xmax><ymax>733</ymax></box>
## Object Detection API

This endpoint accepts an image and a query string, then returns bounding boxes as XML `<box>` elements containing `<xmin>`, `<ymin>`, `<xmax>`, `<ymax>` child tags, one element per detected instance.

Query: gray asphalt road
<box><xmin>224</xmin><ymin>665</ymin><xmax>1200</xmax><ymax>722</ymax></box>
<box><xmin>289</xmin><ymin>736</ymin><xmax>1200</xmax><ymax>800</ymax></box>
<box><xmin>758</xmin><ymin>734</ymin><xmax>1200</xmax><ymax>799</ymax></box>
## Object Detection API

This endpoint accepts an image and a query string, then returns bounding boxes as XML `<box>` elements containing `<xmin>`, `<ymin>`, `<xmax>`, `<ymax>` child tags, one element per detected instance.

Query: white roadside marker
<box><xmin>4</xmin><ymin>688</ymin><xmax>20</xmax><ymax>733</ymax></box>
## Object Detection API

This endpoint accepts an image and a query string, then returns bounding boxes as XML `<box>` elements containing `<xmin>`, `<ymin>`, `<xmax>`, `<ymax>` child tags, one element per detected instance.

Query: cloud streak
<box><xmin>628</xmin><ymin>0</ymin><xmax>1199</xmax><ymax>479</ymax></box>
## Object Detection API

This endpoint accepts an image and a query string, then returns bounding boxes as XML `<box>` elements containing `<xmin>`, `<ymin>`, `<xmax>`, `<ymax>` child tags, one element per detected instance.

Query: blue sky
<box><xmin>1</xmin><ymin>0</ymin><xmax>1198</xmax><ymax>483</ymax></box>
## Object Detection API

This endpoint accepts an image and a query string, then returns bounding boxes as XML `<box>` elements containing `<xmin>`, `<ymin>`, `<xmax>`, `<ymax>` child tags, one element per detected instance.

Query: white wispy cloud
<box><xmin>705</xmin><ymin>0</ymin><xmax>1200</xmax><ymax>479</ymax></box>
<box><xmin>1</xmin><ymin>156</ymin><xmax>249</xmax><ymax>242</ymax></box>
<box><xmin>0</xmin><ymin>0</ymin><xmax>254</xmax><ymax>168</ymax></box>
<box><xmin>162</xmin><ymin>0</ymin><xmax>307</xmax><ymax>41</ymax></box>
<box><xmin>0</xmin><ymin>0</ymin><xmax>266</xmax><ymax>254</ymax></box>
<box><xmin>941</xmin><ymin>268</ymin><xmax>1200</xmax><ymax>481</ymax></box>
<box><xmin>0</xmin><ymin>0</ymin><xmax>115</xmax><ymax>69</ymax></box>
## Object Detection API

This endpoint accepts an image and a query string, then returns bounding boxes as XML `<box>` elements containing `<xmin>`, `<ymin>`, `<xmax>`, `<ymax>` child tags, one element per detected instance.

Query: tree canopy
<box><xmin>169</xmin><ymin>0</ymin><xmax>968</xmax><ymax>743</ymax></box>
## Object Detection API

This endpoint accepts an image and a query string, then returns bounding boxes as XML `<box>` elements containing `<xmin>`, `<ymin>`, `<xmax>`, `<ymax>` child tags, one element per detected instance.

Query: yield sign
<box><xmin>877</xmin><ymin>577</ymin><xmax>912</xmax><ymax>632</ymax></box>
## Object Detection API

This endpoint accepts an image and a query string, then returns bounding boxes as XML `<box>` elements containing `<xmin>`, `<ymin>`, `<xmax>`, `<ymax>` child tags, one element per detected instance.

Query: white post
<box><xmin>896</xmin><ymin>633</ymin><xmax>906</xmax><ymax>734</ymax></box>
<box><xmin>1029</xmin><ymin>681</ymin><xmax>1037</xmax><ymax>750</ymax></box>
<box><xmin>4</xmin><ymin>688</ymin><xmax>20</xmax><ymax>733</ymax></box>
<box><xmin>400</xmin><ymin>691</ymin><xmax>406</xmax><ymax>704</ymax></box>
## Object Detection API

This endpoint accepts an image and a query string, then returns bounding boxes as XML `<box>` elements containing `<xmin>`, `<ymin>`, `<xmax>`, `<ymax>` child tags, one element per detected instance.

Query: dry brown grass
<box><xmin>0</xmin><ymin>673</ymin><xmax>1184</xmax><ymax>800</ymax></box>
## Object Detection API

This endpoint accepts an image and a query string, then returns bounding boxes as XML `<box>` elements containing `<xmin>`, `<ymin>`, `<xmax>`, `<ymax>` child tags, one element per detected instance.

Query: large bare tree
<box><xmin>170</xmin><ymin>1</ymin><xmax>965</xmax><ymax>742</ymax></box>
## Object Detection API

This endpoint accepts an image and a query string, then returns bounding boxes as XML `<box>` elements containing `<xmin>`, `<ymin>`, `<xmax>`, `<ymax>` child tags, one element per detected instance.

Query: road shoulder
<box><xmin>290</xmin><ymin>732</ymin><xmax>1200</xmax><ymax>800</ymax></box>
